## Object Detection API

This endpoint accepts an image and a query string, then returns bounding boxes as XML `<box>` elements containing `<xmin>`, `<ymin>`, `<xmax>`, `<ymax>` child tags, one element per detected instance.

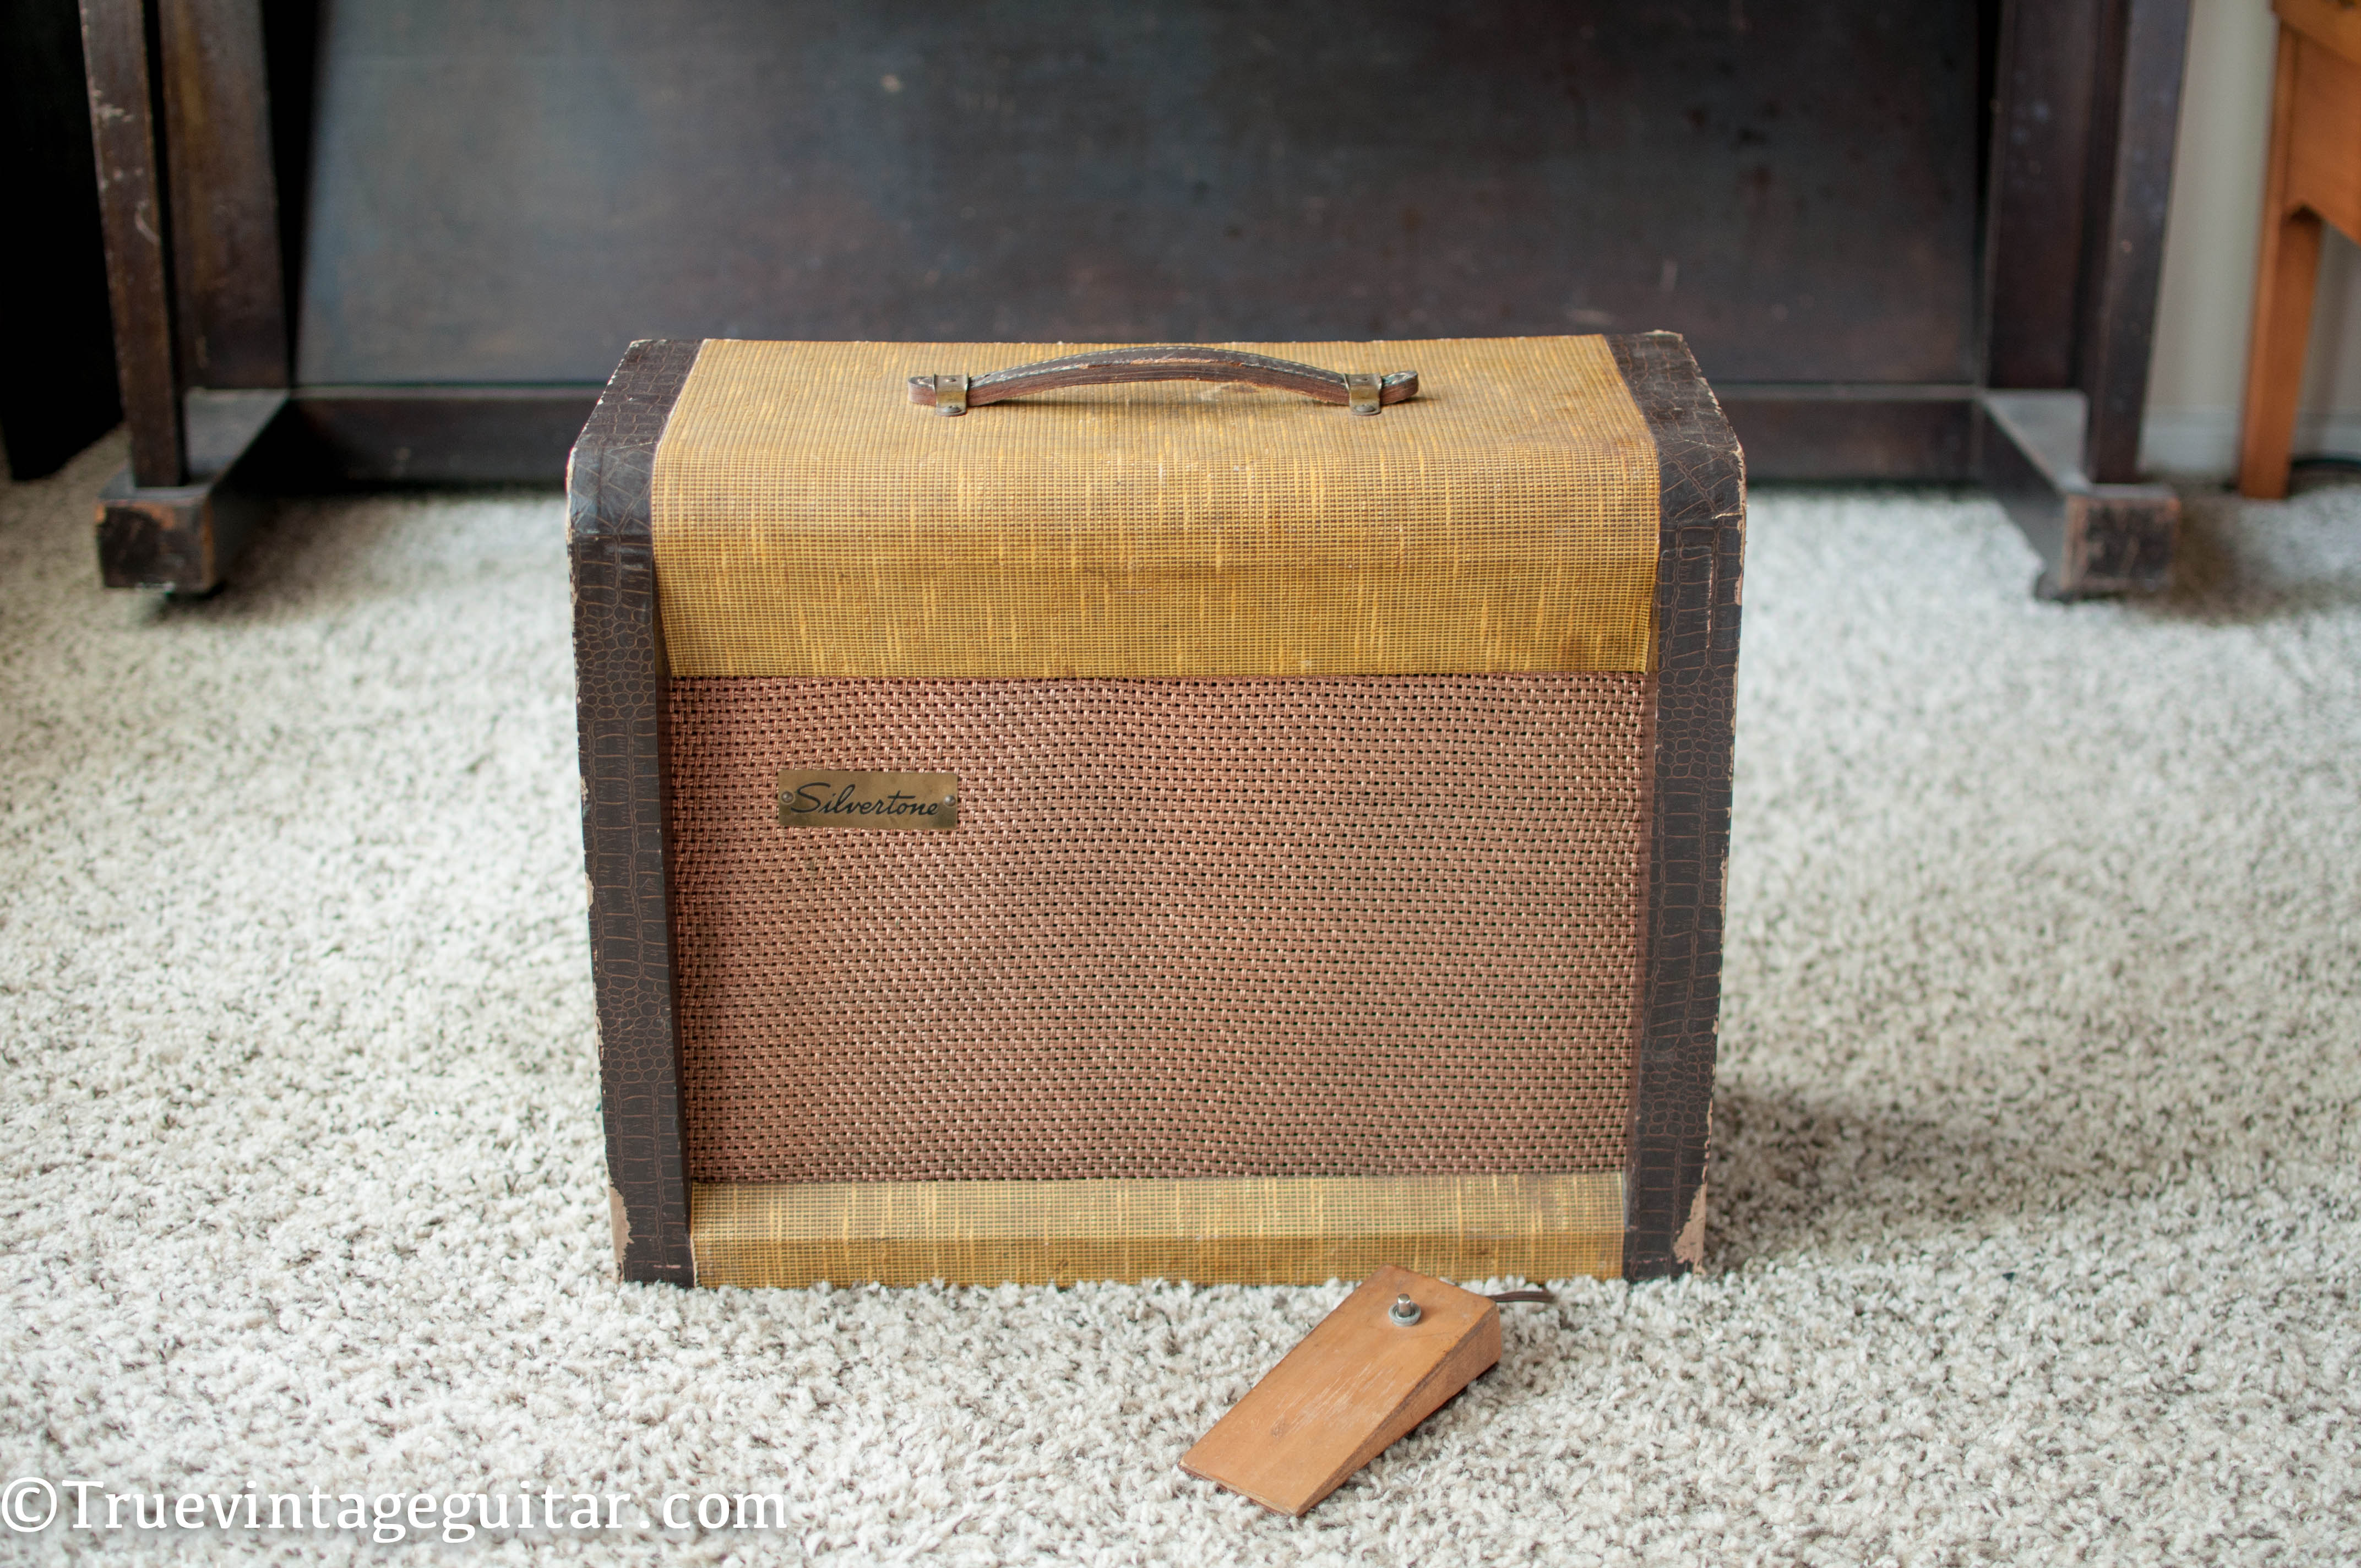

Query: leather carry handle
<box><xmin>907</xmin><ymin>346</ymin><xmax>1419</xmax><ymax>416</ymax></box>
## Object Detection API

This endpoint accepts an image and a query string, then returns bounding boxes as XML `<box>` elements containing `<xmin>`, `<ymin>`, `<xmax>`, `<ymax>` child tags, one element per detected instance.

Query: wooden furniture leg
<box><xmin>1977</xmin><ymin>0</ymin><xmax>2189</xmax><ymax>597</ymax></box>
<box><xmin>78</xmin><ymin>0</ymin><xmax>182</xmax><ymax>489</ymax></box>
<box><xmin>78</xmin><ymin>0</ymin><xmax>287</xmax><ymax>593</ymax></box>
<box><xmin>2242</xmin><ymin>25</ymin><xmax>2318</xmax><ymax>499</ymax></box>
<box><xmin>2240</xmin><ymin>3</ymin><xmax>2361</xmax><ymax>500</ymax></box>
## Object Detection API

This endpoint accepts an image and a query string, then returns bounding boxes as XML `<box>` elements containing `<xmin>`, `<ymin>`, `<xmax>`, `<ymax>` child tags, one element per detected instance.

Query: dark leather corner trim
<box><xmin>1611</xmin><ymin>331</ymin><xmax>1747</xmax><ymax>1283</ymax></box>
<box><xmin>570</xmin><ymin>340</ymin><xmax>699</xmax><ymax>1285</ymax></box>
<box><xmin>568</xmin><ymin>338</ymin><xmax>701</xmax><ymax>544</ymax></box>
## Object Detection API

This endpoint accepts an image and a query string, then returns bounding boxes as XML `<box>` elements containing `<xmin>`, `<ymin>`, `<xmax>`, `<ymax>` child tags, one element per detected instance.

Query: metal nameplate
<box><xmin>776</xmin><ymin>770</ymin><xmax>959</xmax><ymax>830</ymax></box>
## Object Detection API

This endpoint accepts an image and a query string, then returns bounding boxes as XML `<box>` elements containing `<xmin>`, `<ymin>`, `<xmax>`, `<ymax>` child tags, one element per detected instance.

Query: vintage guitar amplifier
<box><xmin>568</xmin><ymin>335</ymin><xmax>1742</xmax><ymax>1289</ymax></box>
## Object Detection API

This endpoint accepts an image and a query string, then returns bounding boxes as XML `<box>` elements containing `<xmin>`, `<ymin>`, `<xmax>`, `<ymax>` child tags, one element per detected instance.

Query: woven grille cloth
<box><xmin>668</xmin><ymin>674</ymin><xmax>1649</xmax><ymax>1184</ymax></box>
<box><xmin>648</xmin><ymin>337</ymin><xmax>1660</xmax><ymax>678</ymax></box>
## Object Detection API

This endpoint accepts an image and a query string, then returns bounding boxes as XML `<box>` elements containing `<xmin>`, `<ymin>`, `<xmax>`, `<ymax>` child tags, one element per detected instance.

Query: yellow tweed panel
<box><xmin>649</xmin><ymin>337</ymin><xmax>1658</xmax><ymax>678</ymax></box>
<box><xmin>689</xmin><ymin>1172</ymin><xmax>1624</xmax><ymax>1287</ymax></box>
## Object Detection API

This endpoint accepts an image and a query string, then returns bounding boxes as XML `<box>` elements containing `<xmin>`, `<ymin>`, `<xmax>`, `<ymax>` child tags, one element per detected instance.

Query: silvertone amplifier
<box><xmin>567</xmin><ymin>335</ymin><xmax>1743</xmax><ymax>1288</ymax></box>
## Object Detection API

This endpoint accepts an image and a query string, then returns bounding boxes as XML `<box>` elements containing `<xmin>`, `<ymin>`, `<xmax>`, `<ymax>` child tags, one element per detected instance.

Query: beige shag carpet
<box><xmin>1</xmin><ymin>433</ymin><xmax>2356</xmax><ymax>1565</ymax></box>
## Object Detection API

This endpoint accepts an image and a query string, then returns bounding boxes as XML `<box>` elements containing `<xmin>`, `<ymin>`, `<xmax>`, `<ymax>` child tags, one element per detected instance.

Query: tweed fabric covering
<box><xmin>647</xmin><ymin>337</ymin><xmax>1660</xmax><ymax>678</ymax></box>
<box><xmin>666</xmin><ymin>675</ymin><xmax>1649</xmax><ymax>1188</ymax></box>
<box><xmin>688</xmin><ymin>1173</ymin><xmax>1626</xmax><ymax>1288</ymax></box>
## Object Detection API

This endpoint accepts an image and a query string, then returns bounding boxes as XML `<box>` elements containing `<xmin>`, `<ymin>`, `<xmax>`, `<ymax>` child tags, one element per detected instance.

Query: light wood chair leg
<box><xmin>2241</xmin><ymin>25</ymin><xmax>2319</xmax><ymax>501</ymax></box>
<box><xmin>2240</xmin><ymin>205</ymin><xmax>2323</xmax><ymax>500</ymax></box>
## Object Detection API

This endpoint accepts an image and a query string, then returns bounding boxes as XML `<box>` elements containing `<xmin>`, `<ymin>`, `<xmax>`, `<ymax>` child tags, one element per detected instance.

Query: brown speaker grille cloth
<box><xmin>668</xmin><ymin>674</ymin><xmax>1649</xmax><ymax>1183</ymax></box>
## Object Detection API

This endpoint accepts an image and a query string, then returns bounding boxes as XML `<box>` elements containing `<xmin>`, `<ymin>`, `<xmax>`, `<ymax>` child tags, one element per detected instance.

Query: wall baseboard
<box><xmin>2138</xmin><ymin>406</ymin><xmax>2361</xmax><ymax>480</ymax></box>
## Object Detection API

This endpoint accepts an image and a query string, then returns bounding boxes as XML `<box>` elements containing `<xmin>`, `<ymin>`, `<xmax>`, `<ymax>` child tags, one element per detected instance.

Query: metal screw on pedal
<box><xmin>1388</xmin><ymin>1294</ymin><xmax>1422</xmax><ymax>1326</ymax></box>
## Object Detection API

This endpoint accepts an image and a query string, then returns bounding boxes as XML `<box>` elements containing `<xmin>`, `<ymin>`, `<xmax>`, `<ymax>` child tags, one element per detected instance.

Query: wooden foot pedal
<box><xmin>1179</xmin><ymin>1265</ymin><xmax>1503</xmax><ymax>1516</ymax></box>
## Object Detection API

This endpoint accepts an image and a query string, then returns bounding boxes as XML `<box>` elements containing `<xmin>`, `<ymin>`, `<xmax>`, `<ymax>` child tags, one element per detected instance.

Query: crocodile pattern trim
<box><xmin>570</xmin><ymin>339</ymin><xmax>701</xmax><ymax>1284</ymax></box>
<box><xmin>1611</xmin><ymin>332</ymin><xmax>1746</xmax><ymax>1282</ymax></box>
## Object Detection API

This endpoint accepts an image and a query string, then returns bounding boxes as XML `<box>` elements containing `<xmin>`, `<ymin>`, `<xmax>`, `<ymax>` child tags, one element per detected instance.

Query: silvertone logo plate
<box><xmin>777</xmin><ymin>770</ymin><xmax>959</xmax><ymax>830</ymax></box>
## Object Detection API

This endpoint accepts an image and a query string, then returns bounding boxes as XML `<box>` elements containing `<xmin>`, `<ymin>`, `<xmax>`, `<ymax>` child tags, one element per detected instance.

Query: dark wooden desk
<box><xmin>79</xmin><ymin>0</ymin><xmax>2189</xmax><ymax>598</ymax></box>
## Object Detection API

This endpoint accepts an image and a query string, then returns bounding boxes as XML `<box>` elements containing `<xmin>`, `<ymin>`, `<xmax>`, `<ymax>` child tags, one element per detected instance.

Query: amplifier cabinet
<box><xmin>567</xmin><ymin>335</ymin><xmax>1743</xmax><ymax>1288</ymax></box>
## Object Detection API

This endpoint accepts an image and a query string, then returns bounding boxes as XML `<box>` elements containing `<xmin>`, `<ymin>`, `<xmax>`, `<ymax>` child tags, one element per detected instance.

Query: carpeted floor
<box><xmin>1</xmin><ymin>433</ymin><xmax>2356</xmax><ymax>1565</ymax></box>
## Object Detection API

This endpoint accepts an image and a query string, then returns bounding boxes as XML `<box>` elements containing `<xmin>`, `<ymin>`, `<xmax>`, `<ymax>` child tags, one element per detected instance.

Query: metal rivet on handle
<box><xmin>1346</xmin><ymin>372</ymin><xmax>1382</xmax><ymax>416</ymax></box>
<box><xmin>907</xmin><ymin>373</ymin><xmax>970</xmax><ymax>415</ymax></box>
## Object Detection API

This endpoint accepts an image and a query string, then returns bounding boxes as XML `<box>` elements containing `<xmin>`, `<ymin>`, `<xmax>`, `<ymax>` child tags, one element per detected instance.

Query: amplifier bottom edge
<box><xmin>687</xmin><ymin>1171</ymin><xmax>1626</xmax><ymax>1287</ymax></box>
